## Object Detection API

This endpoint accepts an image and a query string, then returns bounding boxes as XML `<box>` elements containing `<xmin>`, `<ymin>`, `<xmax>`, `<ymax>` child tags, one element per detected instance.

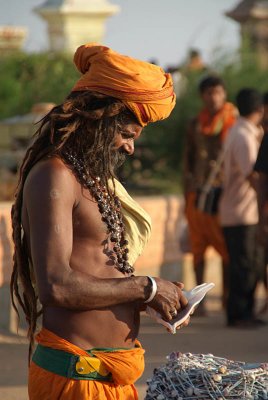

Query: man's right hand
<box><xmin>146</xmin><ymin>278</ymin><xmax>188</xmax><ymax>322</ymax></box>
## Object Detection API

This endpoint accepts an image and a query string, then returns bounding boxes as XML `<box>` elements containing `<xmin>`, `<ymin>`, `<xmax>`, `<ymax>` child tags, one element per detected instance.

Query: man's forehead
<box><xmin>205</xmin><ymin>85</ymin><xmax>225</xmax><ymax>93</ymax></box>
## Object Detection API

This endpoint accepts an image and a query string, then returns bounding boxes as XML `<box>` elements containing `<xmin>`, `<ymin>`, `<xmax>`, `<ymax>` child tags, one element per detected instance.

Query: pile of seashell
<box><xmin>145</xmin><ymin>352</ymin><xmax>268</xmax><ymax>399</ymax></box>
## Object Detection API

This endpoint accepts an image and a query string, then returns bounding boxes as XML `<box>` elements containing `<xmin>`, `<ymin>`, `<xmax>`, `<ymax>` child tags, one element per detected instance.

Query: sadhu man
<box><xmin>11</xmin><ymin>43</ymin><xmax>189</xmax><ymax>399</ymax></box>
<box><xmin>183</xmin><ymin>75</ymin><xmax>237</xmax><ymax>314</ymax></box>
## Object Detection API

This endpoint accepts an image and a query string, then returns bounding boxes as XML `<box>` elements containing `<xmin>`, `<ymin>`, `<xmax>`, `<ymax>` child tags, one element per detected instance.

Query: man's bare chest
<box><xmin>72</xmin><ymin>190</ymin><xmax>108</xmax><ymax>243</ymax></box>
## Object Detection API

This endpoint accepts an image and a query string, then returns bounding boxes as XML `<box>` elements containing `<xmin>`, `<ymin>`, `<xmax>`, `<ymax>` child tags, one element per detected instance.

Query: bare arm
<box><xmin>24</xmin><ymin>158</ymin><xmax>187</xmax><ymax>320</ymax></box>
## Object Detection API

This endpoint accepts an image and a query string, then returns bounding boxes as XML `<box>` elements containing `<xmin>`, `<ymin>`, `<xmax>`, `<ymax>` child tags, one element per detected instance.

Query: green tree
<box><xmin>0</xmin><ymin>52</ymin><xmax>79</xmax><ymax>118</ymax></box>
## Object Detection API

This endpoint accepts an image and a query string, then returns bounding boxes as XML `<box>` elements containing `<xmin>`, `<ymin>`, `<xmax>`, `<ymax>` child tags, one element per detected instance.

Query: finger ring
<box><xmin>170</xmin><ymin>309</ymin><xmax>177</xmax><ymax>317</ymax></box>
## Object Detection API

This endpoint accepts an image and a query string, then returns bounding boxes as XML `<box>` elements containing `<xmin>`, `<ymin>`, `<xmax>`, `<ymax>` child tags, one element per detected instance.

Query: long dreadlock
<box><xmin>10</xmin><ymin>91</ymin><xmax>139</xmax><ymax>363</ymax></box>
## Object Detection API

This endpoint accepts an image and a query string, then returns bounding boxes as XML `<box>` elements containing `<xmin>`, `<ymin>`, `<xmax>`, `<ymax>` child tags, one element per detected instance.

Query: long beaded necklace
<box><xmin>64</xmin><ymin>152</ymin><xmax>134</xmax><ymax>274</ymax></box>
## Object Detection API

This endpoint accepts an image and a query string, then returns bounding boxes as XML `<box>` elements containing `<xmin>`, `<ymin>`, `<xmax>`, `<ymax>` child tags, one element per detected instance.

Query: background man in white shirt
<box><xmin>220</xmin><ymin>88</ymin><xmax>265</xmax><ymax>328</ymax></box>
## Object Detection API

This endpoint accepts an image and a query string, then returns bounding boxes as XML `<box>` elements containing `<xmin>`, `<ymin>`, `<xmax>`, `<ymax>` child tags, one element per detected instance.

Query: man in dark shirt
<box><xmin>254</xmin><ymin>107</ymin><xmax>268</xmax><ymax>314</ymax></box>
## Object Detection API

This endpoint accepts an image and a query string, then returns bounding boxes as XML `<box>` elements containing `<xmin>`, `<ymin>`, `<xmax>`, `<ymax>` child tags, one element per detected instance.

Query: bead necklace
<box><xmin>64</xmin><ymin>152</ymin><xmax>134</xmax><ymax>274</ymax></box>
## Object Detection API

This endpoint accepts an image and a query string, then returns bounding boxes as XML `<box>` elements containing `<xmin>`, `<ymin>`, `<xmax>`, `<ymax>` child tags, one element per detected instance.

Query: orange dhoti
<box><xmin>185</xmin><ymin>192</ymin><xmax>229</xmax><ymax>266</ymax></box>
<box><xmin>28</xmin><ymin>328</ymin><xmax>145</xmax><ymax>400</ymax></box>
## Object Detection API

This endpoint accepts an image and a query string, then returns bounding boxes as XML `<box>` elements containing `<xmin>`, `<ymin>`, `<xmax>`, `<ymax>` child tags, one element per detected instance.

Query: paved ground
<box><xmin>0</xmin><ymin>302</ymin><xmax>267</xmax><ymax>400</ymax></box>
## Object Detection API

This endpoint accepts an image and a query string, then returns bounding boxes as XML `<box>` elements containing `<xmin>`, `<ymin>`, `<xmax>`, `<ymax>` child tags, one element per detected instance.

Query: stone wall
<box><xmin>0</xmin><ymin>202</ymin><xmax>15</xmax><ymax>330</ymax></box>
<box><xmin>0</xmin><ymin>203</ymin><xmax>13</xmax><ymax>287</ymax></box>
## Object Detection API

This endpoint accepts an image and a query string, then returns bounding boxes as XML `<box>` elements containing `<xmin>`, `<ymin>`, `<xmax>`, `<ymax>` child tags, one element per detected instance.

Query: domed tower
<box><xmin>34</xmin><ymin>0</ymin><xmax>119</xmax><ymax>53</ymax></box>
<box><xmin>226</xmin><ymin>0</ymin><xmax>268</xmax><ymax>68</ymax></box>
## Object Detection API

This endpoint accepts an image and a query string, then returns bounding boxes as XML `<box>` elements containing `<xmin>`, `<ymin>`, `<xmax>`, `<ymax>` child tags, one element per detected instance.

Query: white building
<box><xmin>34</xmin><ymin>0</ymin><xmax>119</xmax><ymax>53</ymax></box>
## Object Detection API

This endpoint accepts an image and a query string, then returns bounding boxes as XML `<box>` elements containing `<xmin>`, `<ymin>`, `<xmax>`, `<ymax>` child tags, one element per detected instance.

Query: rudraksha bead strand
<box><xmin>64</xmin><ymin>152</ymin><xmax>134</xmax><ymax>274</ymax></box>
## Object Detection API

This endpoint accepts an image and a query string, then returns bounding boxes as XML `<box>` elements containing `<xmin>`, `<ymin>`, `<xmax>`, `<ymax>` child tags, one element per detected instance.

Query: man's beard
<box><xmin>110</xmin><ymin>148</ymin><xmax>127</xmax><ymax>172</ymax></box>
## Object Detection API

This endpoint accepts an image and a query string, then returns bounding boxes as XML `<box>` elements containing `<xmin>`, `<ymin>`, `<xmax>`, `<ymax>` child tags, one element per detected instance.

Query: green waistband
<box><xmin>32</xmin><ymin>344</ymin><xmax>113</xmax><ymax>382</ymax></box>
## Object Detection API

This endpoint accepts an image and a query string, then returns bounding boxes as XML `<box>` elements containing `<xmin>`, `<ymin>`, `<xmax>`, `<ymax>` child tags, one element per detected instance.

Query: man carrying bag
<box><xmin>183</xmin><ymin>75</ymin><xmax>237</xmax><ymax>313</ymax></box>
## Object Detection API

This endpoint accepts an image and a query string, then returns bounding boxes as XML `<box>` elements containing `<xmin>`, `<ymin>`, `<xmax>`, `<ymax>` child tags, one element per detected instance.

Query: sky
<box><xmin>0</xmin><ymin>0</ymin><xmax>241</xmax><ymax>69</ymax></box>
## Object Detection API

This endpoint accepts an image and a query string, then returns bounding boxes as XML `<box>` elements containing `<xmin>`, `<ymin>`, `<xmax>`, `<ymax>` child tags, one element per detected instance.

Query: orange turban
<box><xmin>72</xmin><ymin>43</ymin><xmax>176</xmax><ymax>126</ymax></box>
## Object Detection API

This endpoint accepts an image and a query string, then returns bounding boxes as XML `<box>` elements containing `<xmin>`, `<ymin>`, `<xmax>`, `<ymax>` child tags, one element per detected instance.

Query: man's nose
<box><xmin>123</xmin><ymin>141</ymin><xmax>134</xmax><ymax>155</ymax></box>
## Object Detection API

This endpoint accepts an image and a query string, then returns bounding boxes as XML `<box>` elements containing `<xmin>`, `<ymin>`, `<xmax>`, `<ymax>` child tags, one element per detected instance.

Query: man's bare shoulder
<box><xmin>23</xmin><ymin>156</ymin><xmax>78</xmax><ymax>203</ymax></box>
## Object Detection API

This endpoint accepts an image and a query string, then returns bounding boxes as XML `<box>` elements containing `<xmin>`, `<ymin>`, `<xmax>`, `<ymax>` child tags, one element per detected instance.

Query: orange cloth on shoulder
<box><xmin>198</xmin><ymin>102</ymin><xmax>237</xmax><ymax>141</ymax></box>
<box><xmin>72</xmin><ymin>43</ymin><xmax>176</xmax><ymax>126</ymax></box>
<box><xmin>28</xmin><ymin>328</ymin><xmax>145</xmax><ymax>400</ymax></box>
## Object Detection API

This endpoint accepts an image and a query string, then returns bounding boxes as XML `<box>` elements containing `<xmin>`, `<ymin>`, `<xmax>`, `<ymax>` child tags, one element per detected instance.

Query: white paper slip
<box><xmin>145</xmin><ymin>282</ymin><xmax>215</xmax><ymax>334</ymax></box>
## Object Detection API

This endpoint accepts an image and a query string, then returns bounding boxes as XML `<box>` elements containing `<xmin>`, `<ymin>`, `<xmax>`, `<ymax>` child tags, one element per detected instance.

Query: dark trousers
<box><xmin>223</xmin><ymin>224</ymin><xmax>263</xmax><ymax>324</ymax></box>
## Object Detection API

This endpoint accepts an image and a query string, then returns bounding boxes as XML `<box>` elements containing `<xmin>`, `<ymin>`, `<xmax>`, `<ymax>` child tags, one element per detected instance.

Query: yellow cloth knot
<box><xmin>76</xmin><ymin>356</ymin><xmax>109</xmax><ymax>377</ymax></box>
